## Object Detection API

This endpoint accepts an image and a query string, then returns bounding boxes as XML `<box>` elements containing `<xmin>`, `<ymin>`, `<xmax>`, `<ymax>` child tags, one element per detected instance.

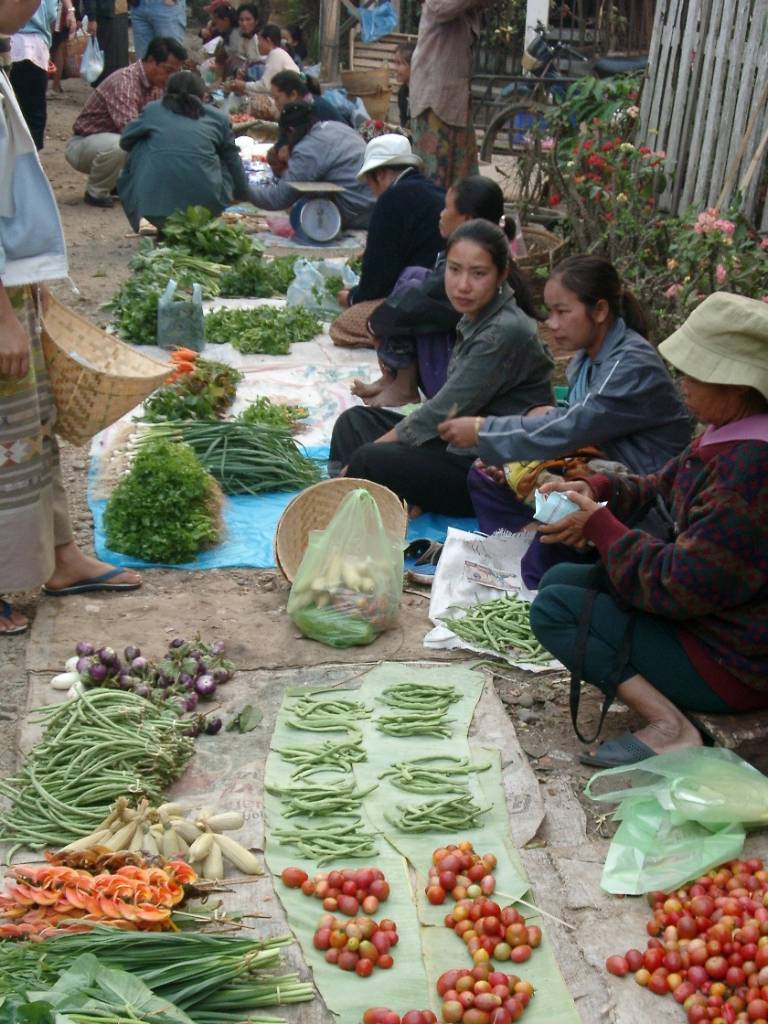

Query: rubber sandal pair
<box><xmin>578</xmin><ymin>731</ymin><xmax>657</xmax><ymax>768</ymax></box>
<box><xmin>42</xmin><ymin>568</ymin><xmax>142</xmax><ymax>597</ymax></box>
<box><xmin>0</xmin><ymin>599</ymin><xmax>28</xmax><ymax>636</ymax></box>
<box><xmin>403</xmin><ymin>539</ymin><xmax>443</xmax><ymax>586</ymax></box>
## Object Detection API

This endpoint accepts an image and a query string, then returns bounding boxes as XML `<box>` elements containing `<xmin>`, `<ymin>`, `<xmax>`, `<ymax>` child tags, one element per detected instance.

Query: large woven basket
<box><xmin>341</xmin><ymin>68</ymin><xmax>391</xmax><ymax>121</ymax></box>
<box><xmin>518</xmin><ymin>223</ymin><xmax>566</xmax><ymax>272</ymax></box>
<box><xmin>41</xmin><ymin>296</ymin><xmax>169</xmax><ymax>447</ymax></box>
<box><xmin>275</xmin><ymin>477</ymin><xmax>407</xmax><ymax>583</ymax></box>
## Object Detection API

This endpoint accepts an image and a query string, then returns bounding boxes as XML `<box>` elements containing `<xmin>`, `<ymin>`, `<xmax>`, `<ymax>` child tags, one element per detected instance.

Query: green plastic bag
<box><xmin>585</xmin><ymin>748</ymin><xmax>768</xmax><ymax>895</ymax></box>
<box><xmin>287</xmin><ymin>488</ymin><xmax>403</xmax><ymax>648</ymax></box>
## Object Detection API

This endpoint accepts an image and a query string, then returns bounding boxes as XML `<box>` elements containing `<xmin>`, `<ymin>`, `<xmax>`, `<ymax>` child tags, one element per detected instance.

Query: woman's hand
<box><xmin>525</xmin><ymin>404</ymin><xmax>555</xmax><ymax>418</ymax></box>
<box><xmin>474</xmin><ymin>460</ymin><xmax>506</xmax><ymax>485</ymax></box>
<box><xmin>337</xmin><ymin>288</ymin><xmax>350</xmax><ymax>308</ymax></box>
<box><xmin>538</xmin><ymin>478</ymin><xmax>596</xmax><ymax>500</ymax></box>
<box><xmin>227</xmin><ymin>78</ymin><xmax>246</xmax><ymax>94</ymax></box>
<box><xmin>537</xmin><ymin>488</ymin><xmax>600</xmax><ymax>548</ymax></box>
<box><xmin>0</xmin><ymin>304</ymin><xmax>31</xmax><ymax>380</ymax></box>
<box><xmin>374</xmin><ymin>428</ymin><xmax>399</xmax><ymax>444</ymax></box>
<box><xmin>438</xmin><ymin>416</ymin><xmax>485</xmax><ymax>447</ymax></box>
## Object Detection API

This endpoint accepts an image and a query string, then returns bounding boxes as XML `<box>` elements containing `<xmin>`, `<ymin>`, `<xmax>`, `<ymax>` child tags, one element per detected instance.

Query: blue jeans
<box><xmin>131</xmin><ymin>0</ymin><xmax>186</xmax><ymax>59</ymax></box>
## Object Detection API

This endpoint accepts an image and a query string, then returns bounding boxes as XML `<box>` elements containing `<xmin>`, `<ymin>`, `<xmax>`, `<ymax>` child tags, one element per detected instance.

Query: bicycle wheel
<box><xmin>480</xmin><ymin>100</ymin><xmax>557</xmax><ymax>209</ymax></box>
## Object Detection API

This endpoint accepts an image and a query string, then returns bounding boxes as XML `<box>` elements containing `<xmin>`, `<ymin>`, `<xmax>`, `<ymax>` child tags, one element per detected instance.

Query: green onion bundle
<box><xmin>141</xmin><ymin>421</ymin><xmax>322</xmax><ymax>495</ymax></box>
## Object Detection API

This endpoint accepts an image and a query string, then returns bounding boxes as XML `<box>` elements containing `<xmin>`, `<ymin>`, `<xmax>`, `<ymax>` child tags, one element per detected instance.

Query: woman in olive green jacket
<box><xmin>118</xmin><ymin>71</ymin><xmax>250</xmax><ymax>230</ymax></box>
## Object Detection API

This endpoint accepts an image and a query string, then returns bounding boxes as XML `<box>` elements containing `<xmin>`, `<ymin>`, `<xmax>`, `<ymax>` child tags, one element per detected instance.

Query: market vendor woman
<box><xmin>329</xmin><ymin>220</ymin><xmax>553</xmax><ymax>516</ymax></box>
<box><xmin>529</xmin><ymin>293</ymin><xmax>768</xmax><ymax>769</ymax></box>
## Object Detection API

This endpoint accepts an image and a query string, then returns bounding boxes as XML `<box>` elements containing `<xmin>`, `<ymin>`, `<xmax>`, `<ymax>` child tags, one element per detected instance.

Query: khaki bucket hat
<box><xmin>659</xmin><ymin>292</ymin><xmax>768</xmax><ymax>399</ymax></box>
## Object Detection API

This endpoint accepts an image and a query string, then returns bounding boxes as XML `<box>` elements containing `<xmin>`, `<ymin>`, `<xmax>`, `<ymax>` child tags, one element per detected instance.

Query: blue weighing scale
<box><xmin>288</xmin><ymin>182</ymin><xmax>345</xmax><ymax>244</ymax></box>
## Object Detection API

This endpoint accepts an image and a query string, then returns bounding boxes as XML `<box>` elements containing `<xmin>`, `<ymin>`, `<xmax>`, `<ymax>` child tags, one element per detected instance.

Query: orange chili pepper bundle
<box><xmin>0</xmin><ymin>858</ymin><xmax>196</xmax><ymax>938</ymax></box>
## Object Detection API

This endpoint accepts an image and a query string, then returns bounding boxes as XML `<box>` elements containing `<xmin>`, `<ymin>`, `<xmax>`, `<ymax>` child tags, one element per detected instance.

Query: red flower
<box><xmin>638</xmin><ymin>145</ymin><xmax>651</xmax><ymax>155</ymax></box>
<box><xmin>586</xmin><ymin>153</ymin><xmax>606</xmax><ymax>169</ymax></box>
<box><xmin>581</xmin><ymin>139</ymin><xmax>593</xmax><ymax>152</ymax></box>
<box><xmin>548</xmin><ymin>192</ymin><xmax>562</xmax><ymax>207</ymax></box>
<box><xmin>601</xmin><ymin>141</ymin><xmax>615</xmax><ymax>152</ymax></box>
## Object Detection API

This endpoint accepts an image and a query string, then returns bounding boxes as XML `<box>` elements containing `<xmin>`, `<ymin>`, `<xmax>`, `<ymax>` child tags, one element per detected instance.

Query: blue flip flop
<box><xmin>404</xmin><ymin>539</ymin><xmax>443</xmax><ymax>585</ymax></box>
<box><xmin>42</xmin><ymin>568</ymin><xmax>142</xmax><ymax>597</ymax></box>
<box><xmin>578</xmin><ymin>731</ymin><xmax>657</xmax><ymax>768</ymax></box>
<box><xmin>0</xmin><ymin>599</ymin><xmax>28</xmax><ymax>636</ymax></box>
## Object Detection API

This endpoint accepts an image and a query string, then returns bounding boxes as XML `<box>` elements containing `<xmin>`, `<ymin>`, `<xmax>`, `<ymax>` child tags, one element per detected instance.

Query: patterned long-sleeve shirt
<box><xmin>584</xmin><ymin>433</ymin><xmax>768</xmax><ymax>694</ymax></box>
<box><xmin>73</xmin><ymin>60</ymin><xmax>161</xmax><ymax>136</ymax></box>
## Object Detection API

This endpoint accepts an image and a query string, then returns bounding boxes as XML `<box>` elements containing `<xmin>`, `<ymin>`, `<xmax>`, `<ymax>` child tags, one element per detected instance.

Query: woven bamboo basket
<box><xmin>275</xmin><ymin>477</ymin><xmax>407</xmax><ymax>583</ymax></box>
<box><xmin>518</xmin><ymin>223</ymin><xmax>566</xmax><ymax>273</ymax></box>
<box><xmin>340</xmin><ymin>68</ymin><xmax>391</xmax><ymax>121</ymax></box>
<box><xmin>41</xmin><ymin>296</ymin><xmax>169</xmax><ymax>447</ymax></box>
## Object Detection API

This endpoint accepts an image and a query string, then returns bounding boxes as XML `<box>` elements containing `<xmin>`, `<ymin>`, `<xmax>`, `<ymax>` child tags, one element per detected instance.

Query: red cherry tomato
<box><xmin>605</xmin><ymin>956</ymin><xmax>629</xmax><ymax>977</ymax></box>
<box><xmin>280</xmin><ymin>866</ymin><xmax>308</xmax><ymax>888</ymax></box>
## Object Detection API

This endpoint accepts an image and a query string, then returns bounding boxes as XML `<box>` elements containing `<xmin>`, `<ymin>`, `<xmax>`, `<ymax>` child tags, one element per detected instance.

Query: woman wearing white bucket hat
<box><xmin>527</xmin><ymin>292</ymin><xmax>768</xmax><ymax>769</ymax></box>
<box><xmin>329</xmin><ymin>133</ymin><xmax>444</xmax><ymax>349</ymax></box>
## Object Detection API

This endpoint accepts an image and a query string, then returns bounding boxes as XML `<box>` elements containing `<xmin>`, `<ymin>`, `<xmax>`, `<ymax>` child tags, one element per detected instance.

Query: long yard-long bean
<box><xmin>0</xmin><ymin>691</ymin><xmax>194</xmax><ymax>854</ymax></box>
<box><xmin>266</xmin><ymin>779</ymin><xmax>377</xmax><ymax>817</ymax></box>
<box><xmin>440</xmin><ymin>595</ymin><xmax>552</xmax><ymax>662</ymax></box>
<box><xmin>271</xmin><ymin>818</ymin><xmax>378</xmax><ymax>864</ymax></box>
<box><xmin>273</xmin><ymin>736</ymin><xmax>366</xmax><ymax>779</ymax></box>
<box><xmin>377</xmin><ymin>682</ymin><xmax>460</xmax><ymax>713</ymax></box>
<box><xmin>375</xmin><ymin>710</ymin><xmax>454</xmax><ymax>738</ymax></box>
<box><xmin>387</xmin><ymin>796</ymin><xmax>490</xmax><ymax>833</ymax></box>
<box><xmin>286</xmin><ymin>695</ymin><xmax>372</xmax><ymax>733</ymax></box>
<box><xmin>380</xmin><ymin>755</ymin><xmax>490</xmax><ymax>795</ymax></box>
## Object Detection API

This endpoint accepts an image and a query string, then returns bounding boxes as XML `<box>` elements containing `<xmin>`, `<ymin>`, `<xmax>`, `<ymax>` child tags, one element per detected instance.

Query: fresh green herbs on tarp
<box><xmin>205</xmin><ymin>306</ymin><xmax>322</xmax><ymax>354</ymax></box>
<box><xmin>104</xmin><ymin>438</ymin><xmax>222</xmax><ymax>563</ymax></box>
<box><xmin>141</xmin><ymin>358</ymin><xmax>243</xmax><ymax>421</ymax></box>
<box><xmin>219</xmin><ymin>253</ymin><xmax>297</xmax><ymax>298</ymax></box>
<box><xmin>238</xmin><ymin>396</ymin><xmax>308</xmax><ymax>431</ymax></box>
<box><xmin>139</xmin><ymin>421</ymin><xmax>321</xmax><ymax>495</ymax></box>
<box><xmin>160</xmin><ymin>206</ymin><xmax>253</xmax><ymax>262</ymax></box>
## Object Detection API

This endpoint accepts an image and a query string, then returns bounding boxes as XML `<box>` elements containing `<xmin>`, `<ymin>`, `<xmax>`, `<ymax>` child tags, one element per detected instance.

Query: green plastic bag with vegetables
<box><xmin>287</xmin><ymin>488</ymin><xmax>403</xmax><ymax>647</ymax></box>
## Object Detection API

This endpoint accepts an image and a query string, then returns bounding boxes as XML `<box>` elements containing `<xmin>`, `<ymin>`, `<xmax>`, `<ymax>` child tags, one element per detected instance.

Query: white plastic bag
<box><xmin>80</xmin><ymin>34</ymin><xmax>104</xmax><ymax>84</ymax></box>
<box><xmin>286</xmin><ymin>258</ymin><xmax>359</xmax><ymax>317</ymax></box>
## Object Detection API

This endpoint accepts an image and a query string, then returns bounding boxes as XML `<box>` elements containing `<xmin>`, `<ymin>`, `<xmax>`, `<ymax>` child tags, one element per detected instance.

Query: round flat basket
<box><xmin>41</xmin><ymin>295</ymin><xmax>169</xmax><ymax>447</ymax></box>
<box><xmin>518</xmin><ymin>223</ymin><xmax>566</xmax><ymax>272</ymax></box>
<box><xmin>275</xmin><ymin>477</ymin><xmax>408</xmax><ymax>582</ymax></box>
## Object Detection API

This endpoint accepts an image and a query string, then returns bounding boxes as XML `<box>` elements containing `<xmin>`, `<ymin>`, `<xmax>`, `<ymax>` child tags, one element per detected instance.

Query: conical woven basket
<box><xmin>275</xmin><ymin>477</ymin><xmax>408</xmax><ymax>582</ymax></box>
<box><xmin>41</xmin><ymin>296</ymin><xmax>169</xmax><ymax>447</ymax></box>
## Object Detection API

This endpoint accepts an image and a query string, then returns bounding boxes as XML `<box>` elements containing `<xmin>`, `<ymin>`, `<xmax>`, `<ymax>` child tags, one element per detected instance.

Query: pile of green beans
<box><xmin>267</xmin><ymin>779</ymin><xmax>378</xmax><ymax>817</ymax></box>
<box><xmin>378</xmin><ymin>683</ymin><xmax>460</xmax><ymax>713</ymax></box>
<box><xmin>286</xmin><ymin>695</ymin><xmax>372</xmax><ymax>733</ymax></box>
<box><xmin>387</xmin><ymin>796</ymin><xmax>490</xmax><ymax>833</ymax></box>
<box><xmin>375</xmin><ymin>710</ymin><xmax>454</xmax><ymax>739</ymax></box>
<box><xmin>0</xmin><ymin>691</ymin><xmax>194</xmax><ymax>855</ymax></box>
<box><xmin>272</xmin><ymin>818</ymin><xmax>378</xmax><ymax>864</ymax></box>
<box><xmin>274</xmin><ymin>736</ymin><xmax>366</xmax><ymax>779</ymax></box>
<box><xmin>380</xmin><ymin>755</ymin><xmax>491</xmax><ymax>795</ymax></box>
<box><xmin>440</xmin><ymin>595</ymin><xmax>552</xmax><ymax>662</ymax></box>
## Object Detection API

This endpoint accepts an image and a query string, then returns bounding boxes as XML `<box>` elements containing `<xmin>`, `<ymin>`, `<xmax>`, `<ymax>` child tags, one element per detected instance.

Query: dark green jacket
<box><xmin>118</xmin><ymin>100</ymin><xmax>249</xmax><ymax>230</ymax></box>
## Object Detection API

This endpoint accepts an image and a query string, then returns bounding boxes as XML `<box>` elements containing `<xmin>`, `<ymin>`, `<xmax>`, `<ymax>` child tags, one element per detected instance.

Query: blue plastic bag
<box><xmin>359</xmin><ymin>1</ymin><xmax>398</xmax><ymax>43</ymax></box>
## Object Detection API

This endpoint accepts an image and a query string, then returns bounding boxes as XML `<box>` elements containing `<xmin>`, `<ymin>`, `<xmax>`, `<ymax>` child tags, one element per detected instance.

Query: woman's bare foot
<box><xmin>44</xmin><ymin>541</ymin><xmax>142</xmax><ymax>593</ymax></box>
<box><xmin>365</xmin><ymin>381</ymin><xmax>421</xmax><ymax>408</ymax></box>
<box><xmin>0</xmin><ymin>601</ymin><xmax>28</xmax><ymax>635</ymax></box>
<box><xmin>351</xmin><ymin>375</ymin><xmax>388</xmax><ymax>399</ymax></box>
<box><xmin>632</xmin><ymin>716</ymin><xmax>703</xmax><ymax>756</ymax></box>
<box><xmin>408</xmin><ymin>504</ymin><xmax>423</xmax><ymax>519</ymax></box>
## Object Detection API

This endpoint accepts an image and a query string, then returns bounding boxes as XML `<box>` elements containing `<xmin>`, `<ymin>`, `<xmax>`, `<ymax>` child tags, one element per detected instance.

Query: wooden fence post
<box><xmin>320</xmin><ymin>0</ymin><xmax>341</xmax><ymax>81</ymax></box>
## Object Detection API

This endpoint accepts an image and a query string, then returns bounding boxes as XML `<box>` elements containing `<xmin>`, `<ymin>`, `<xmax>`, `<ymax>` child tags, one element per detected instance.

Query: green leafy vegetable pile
<box><xmin>160</xmin><ymin>205</ymin><xmax>253</xmax><ymax>262</ymax></box>
<box><xmin>220</xmin><ymin>253</ymin><xmax>298</xmax><ymax>298</ymax></box>
<box><xmin>142</xmin><ymin>357</ymin><xmax>243</xmax><ymax>421</ymax></box>
<box><xmin>104</xmin><ymin>438</ymin><xmax>222</xmax><ymax>563</ymax></box>
<box><xmin>142</xmin><ymin>421</ymin><xmax>322</xmax><ymax>494</ymax></box>
<box><xmin>238</xmin><ymin>395</ymin><xmax>308</xmax><ymax>430</ymax></box>
<box><xmin>205</xmin><ymin>306</ymin><xmax>323</xmax><ymax>354</ymax></box>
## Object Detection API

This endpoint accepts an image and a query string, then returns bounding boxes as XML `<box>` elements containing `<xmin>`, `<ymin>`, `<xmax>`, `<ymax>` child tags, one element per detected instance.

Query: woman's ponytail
<box><xmin>620</xmin><ymin>286</ymin><xmax>650</xmax><ymax>339</ymax></box>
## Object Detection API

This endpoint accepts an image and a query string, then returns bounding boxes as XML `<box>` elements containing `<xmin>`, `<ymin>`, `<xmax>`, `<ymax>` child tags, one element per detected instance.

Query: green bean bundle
<box><xmin>141</xmin><ymin>421</ymin><xmax>321</xmax><ymax>495</ymax></box>
<box><xmin>377</xmin><ymin>682</ymin><xmax>461</xmax><ymax>713</ymax></box>
<box><xmin>440</xmin><ymin>595</ymin><xmax>552</xmax><ymax>662</ymax></box>
<box><xmin>286</xmin><ymin>695</ymin><xmax>373</xmax><ymax>733</ymax></box>
<box><xmin>273</xmin><ymin>736</ymin><xmax>366</xmax><ymax>779</ymax></box>
<box><xmin>375</xmin><ymin>709</ymin><xmax>454</xmax><ymax>738</ymax></box>
<box><xmin>267</xmin><ymin>779</ymin><xmax>378</xmax><ymax>817</ymax></box>
<box><xmin>272</xmin><ymin>818</ymin><xmax>378</xmax><ymax>864</ymax></box>
<box><xmin>380</xmin><ymin>755</ymin><xmax>491</xmax><ymax>795</ymax></box>
<box><xmin>0</xmin><ymin>691</ymin><xmax>194</xmax><ymax>854</ymax></box>
<box><xmin>387</xmin><ymin>796</ymin><xmax>490</xmax><ymax>833</ymax></box>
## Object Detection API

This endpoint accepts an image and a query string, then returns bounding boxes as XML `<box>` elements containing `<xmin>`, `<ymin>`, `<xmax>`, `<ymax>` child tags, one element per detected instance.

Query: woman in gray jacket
<box><xmin>439</xmin><ymin>255</ymin><xmax>691</xmax><ymax>584</ymax></box>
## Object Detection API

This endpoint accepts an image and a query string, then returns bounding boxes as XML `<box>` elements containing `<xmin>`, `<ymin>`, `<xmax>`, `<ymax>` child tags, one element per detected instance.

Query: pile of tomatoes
<box><xmin>281</xmin><ymin>865</ymin><xmax>389</xmax><ymax>916</ymax></box>
<box><xmin>436</xmin><ymin>964</ymin><xmax>535</xmax><ymax>1023</ymax></box>
<box><xmin>426</xmin><ymin>843</ymin><xmax>497</xmax><ymax>905</ymax></box>
<box><xmin>362</xmin><ymin>1010</ymin><xmax>437</xmax><ymax>1024</ymax></box>
<box><xmin>312</xmin><ymin>913</ymin><xmax>398</xmax><ymax>976</ymax></box>
<box><xmin>605</xmin><ymin>857</ymin><xmax>768</xmax><ymax>1022</ymax></box>
<box><xmin>444</xmin><ymin>896</ymin><xmax>541</xmax><ymax>967</ymax></box>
